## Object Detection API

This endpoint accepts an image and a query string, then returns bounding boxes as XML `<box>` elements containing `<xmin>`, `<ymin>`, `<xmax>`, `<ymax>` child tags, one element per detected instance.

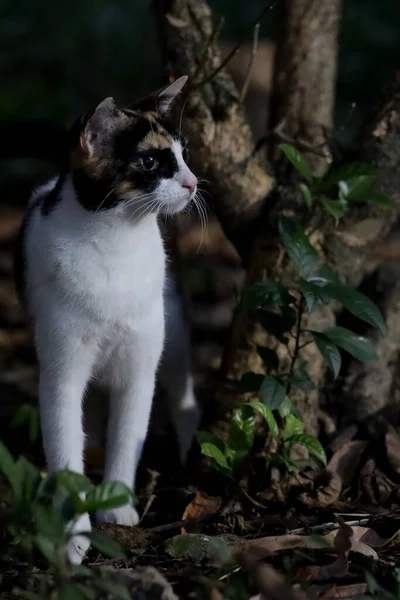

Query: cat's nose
<box><xmin>182</xmin><ymin>175</ymin><xmax>197</xmax><ymax>194</ymax></box>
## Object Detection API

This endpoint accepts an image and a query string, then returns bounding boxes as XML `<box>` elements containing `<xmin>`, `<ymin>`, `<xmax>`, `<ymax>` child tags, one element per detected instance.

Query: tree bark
<box><xmin>152</xmin><ymin>0</ymin><xmax>274</xmax><ymax>262</ymax></box>
<box><xmin>269</xmin><ymin>0</ymin><xmax>341</xmax><ymax>175</ymax></box>
<box><xmin>153</xmin><ymin>0</ymin><xmax>342</xmax><ymax>437</ymax></box>
<box><xmin>209</xmin><ymin>0</ymin><xmax>342</xmax><ymax>437</ymax></box>
<box><xmin>325</xmin><ymin>73</ymin><xmax>400</xmax><ymax>428</ymax></box>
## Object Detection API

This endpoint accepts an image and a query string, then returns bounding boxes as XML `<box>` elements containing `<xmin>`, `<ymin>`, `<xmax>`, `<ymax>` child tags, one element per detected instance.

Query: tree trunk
<box><xmin>152</xmin><ymin>0</ymin><xmax>274</xmax><ymax>262</ymax></box>
<box><xmin>326</xmin><ymin>73</ymin><xmax>400</xmax><ymax>429</ymax></box>
<box><xmin>210</xmin><ymin>0</ymin><xmax>342</xmax><ymax>437</ymax></box>
<box><xmin>269</xmin><ymin>0</ymin><xmax>342</xmax><ymax>175</ymax></box>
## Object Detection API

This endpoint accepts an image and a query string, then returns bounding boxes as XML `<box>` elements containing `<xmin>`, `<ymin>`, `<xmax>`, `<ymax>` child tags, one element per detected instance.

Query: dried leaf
<box><xmin>166</xmin><ymin>13</ymin><xmax>189</xmax><ymax>27</ymax></box>
<box><xmin>318</xmin><ymin>583</ymin><xmax>368</xmax><ymax>598</ymax></box>
<box><xmin>181</xmin><ymin>491</ymin><xmax>222</xmax><ymax>533</ymax></box>
<box><xmin>328</xmin><ymin>440</ymin><xmax>368</xmax><ymax>487</ymax></box>
<box><xmin>385</xmin><ymin>426</ymin><xmax>400</xmax><ymax>474</ymax></box>
<box><xmin>333</xmin><ymin>516</ymin><xmax>353</xmax><ymax>554</ymax></box>
<box><xmin>298</xmin><ymin>469</ymin><xmax>342</xmax><ymax>507</ymax></box>
<box><xmin>317</xmin><ymin>555</ymin><xmax>349</xmax><ymax>580</ymax></box>
<box><xmin>237</xmin><ymin>556</ymin><xmax>309</xmax><ymax>600</ymax></box>
<box><xmin>324</xmin><ymin>521</ymin><xmax>380</xmax><ymax>559</ymax></box>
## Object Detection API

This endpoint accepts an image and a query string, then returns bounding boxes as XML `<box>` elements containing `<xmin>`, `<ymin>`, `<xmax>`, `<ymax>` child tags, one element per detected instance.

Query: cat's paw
<box><xmin>66</xmin><ymin>513</ymin><xmax>91</xmax><ymax>565</ymax></box>
<box><xmin>96</xmin><ymin>504</ymin><xmax>139</xmax><ymax>527</ymax></box>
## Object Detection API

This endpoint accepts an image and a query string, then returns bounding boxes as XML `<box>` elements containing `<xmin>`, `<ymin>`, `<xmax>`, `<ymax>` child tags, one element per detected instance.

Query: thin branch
<box><xmin>239</xmin><ymin>23</ymin><xmax>261</xmax><ymax>103</ymax></box>
<box><xmin>286</xmin><ymin>298</ymin><xmax>305</xmax><ymax>394</ymax></box>
<box><xmin>191</xmin><ymin>16</ymin><xmax>224</xmax><ymax>84</ymax></box>
<box><xmin>198</xmin><ymin>1</ymin><xmax>276</xmax><ymax>88</ymax></box>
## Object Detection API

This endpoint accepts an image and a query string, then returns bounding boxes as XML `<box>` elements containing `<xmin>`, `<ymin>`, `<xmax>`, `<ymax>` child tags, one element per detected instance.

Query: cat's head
<box><xmin>69</xmin><ymin>76</ymin><xmax>197</xmax><ymax>218</ymax></box>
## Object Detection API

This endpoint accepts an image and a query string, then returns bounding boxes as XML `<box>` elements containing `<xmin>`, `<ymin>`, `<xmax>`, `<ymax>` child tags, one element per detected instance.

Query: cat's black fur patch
<box><xmin>73</xmin><ymin>170</ymin><xmax>119</xmax><ymax>212</ymax></box>
<box><xmin>41</xmin><ymin>174</ymin><xmax>65</xmax><ymax>216</ymax></box>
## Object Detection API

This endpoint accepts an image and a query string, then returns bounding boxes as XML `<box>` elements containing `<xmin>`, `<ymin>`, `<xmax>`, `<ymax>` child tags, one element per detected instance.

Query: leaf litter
<box><xmin>1</xmin><ymin>213</ymin><xmax>400</xmax><ymax>598</ymax></box>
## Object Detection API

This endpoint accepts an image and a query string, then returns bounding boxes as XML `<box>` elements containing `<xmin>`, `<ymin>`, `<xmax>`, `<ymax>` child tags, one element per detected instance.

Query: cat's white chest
<box><xmin>25</xmin><ymin>183</ymin><xmax>165</xmax><ymax>327</ymax></box>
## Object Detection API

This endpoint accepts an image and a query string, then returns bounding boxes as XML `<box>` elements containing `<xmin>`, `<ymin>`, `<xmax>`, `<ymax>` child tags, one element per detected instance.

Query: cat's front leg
<box><xmin>98</xmin><ymin>305</ymin><xmax>164</xmax><ymax>526</ymax></box>
<box><xmin>35</xmin><ymin>317</ymin><xmax>98</xmax><ymax>563</ymax></box>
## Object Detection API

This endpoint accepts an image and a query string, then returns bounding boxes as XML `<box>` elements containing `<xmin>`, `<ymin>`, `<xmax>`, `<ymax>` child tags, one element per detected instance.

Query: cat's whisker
<box><xmin>124</xmin><ymin>192</ymin><xmax>155</xmax><ymax>209</ymax></box>
<box><xmin>96</xmin><ymin>186</ymin><xmax>117</xmax><ymax>213</ymax></box>
<box><xmin>192</xmin><ymin>190</ymin><xmax>209</xmax><ymax>253</ymax></box>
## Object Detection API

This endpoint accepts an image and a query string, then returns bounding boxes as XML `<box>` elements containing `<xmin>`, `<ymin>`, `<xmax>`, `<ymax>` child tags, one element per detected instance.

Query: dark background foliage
<box><xmin>1</xmin><ymin>0</ymin><xmax>399</xmax><ymax>133</ymax></box>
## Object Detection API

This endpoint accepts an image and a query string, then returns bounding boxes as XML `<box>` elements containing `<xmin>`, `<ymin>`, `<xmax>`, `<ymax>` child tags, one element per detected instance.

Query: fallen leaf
<box><xmin>330</xmin><ymin>425</ymin><xmax>359</xmax><ymax>452</ymax></box>
<box><xmin>328</xmin><ymin>441</ymin><xmax>368</xmax><ymax>487</ymax></box>
<box><xmin>237</xmin><ymin>555</ymin><xmax>309</xmax><ymax>600</ymax></box>
<box><xmin>360</xmin><ymin>458</ymin><xmax>377</xmax><ymax>503</ymax></box>
<box><xmin>296</xmin><ymin>469</ymin><xmax>342</xmax><ymax>507</ymax></box>
<box><xmin>181</xmin><ymin>491</ymin><xmax>222</xmax><ymax>534</ymax></box>
<box><xmin>232</xmin><ymin>522</ymin><xmax>382</xmax><ymax>564</ymax></box>
<box><xmin>318</xmin><ymin>583</ymin><xmax>368</xmax><ymax>598</ymax></box>
<box><xmin>385</xmin><ymin>426</ymin><xmax>400</xmax><ymax>474</ymax></box>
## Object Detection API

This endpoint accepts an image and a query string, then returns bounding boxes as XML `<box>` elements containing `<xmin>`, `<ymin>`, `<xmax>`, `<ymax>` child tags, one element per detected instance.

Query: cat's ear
<box><xmin>133</xmin><ymin>76</ymin><xmax>188</xmax><ymax>115</ymax></box>
<box><xmin>80</xmin><ymin>97</ymin><xmax>118</xmax><ymax>155</ymax></box>
<box><xmin>157</xmin><ymin>76</ymin><xmax>188</xmax><ymax>115</ymax></box>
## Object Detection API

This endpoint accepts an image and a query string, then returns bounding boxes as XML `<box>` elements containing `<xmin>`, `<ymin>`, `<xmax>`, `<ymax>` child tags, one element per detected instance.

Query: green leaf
<box><xmin>233</xmin><ymin>405</ymin><xmax>256</xmax><ymax>448</ymax></box>
<box><xmin>33</xmin><ymin>505</ymin><xmax>66</xmax><ymax>543</ymax></box>
<box><xmin>283</xmin><ymin>414</ymin><xmax>304</xmax><ymax>439</ymax></box>
<box><xmin>287</xmin><ymin>368</ymin><xmax>316</xmax><ymax>390</ymax></box>
<box><xmin>94</xmin><ymin>580</ymin><xmax>131</xmax><ymax>600</ymax></box>
<box><xmin>323</xmin><ymin>327</ymin><xmax>379</xmax><ymax>363</ymax></box>
<box><xmin>57</xmin><ymin>471</ymin><xmax>95</xmax><ymax>495</ymax></box>
<box><xmin>82</xmin><ymin>482</ymin><xmax>133</xmax><ymax>513</ymax></box>
<box><xmin>228</xmin><ymin>421</ymin><xmax>252</xmax><ymax>454</ymax></box>
<box><xmin>248</xmin><ymin>400</ymin><xmax>278</xmax><ymax>438</ymax></box>
<box><xmin>312</xmin><ymin>332</ymin><xmax>342</xmax><ymax>378</ymax></box>
<box><xmin>321</xmin><ymin>198</ymin><xmax>347</xmax><ymax>223</ymax></box>
<box><xmin>320</xmin><ymin>283</ymin><xmax>385</xmax><ymax>334</ymax></box>
<box><xmin>278</xmin><ymin>396</ymin><xmax>299</xmax><ymax>418</ymax></box>
<box><xmin>278</xmin><ymin>144</ymin><xmax>313</xmax><ymax>183</ymax></box>
<box><xmin>88</xmin><ymin>530</ymin><xmax>126</xmax><ymax>559</ymax></box>
<box><xmin>10</xmin><ymin>404</ymin><xmax>40</xmax><ymax>443</ymax></box>
<box><xmin>316</xmin><ymin>265</ymin><xmax>341</xmax><ymax>285</ymax></box>
<box><xmin>358</xmin><ymin>191</ymin><xmax>391</xmax><ymax>207</ymax></box>
<box><xmin>244</xmin><ymin>281</ymin><xmax>295</xmax><ymax>310</ymax></box>
<box><xmin>59</xmin><ymin>583</ymin><xmax>95</xmax><ymax>600</ymax></box>
<box><xmin>9</xmin><ymin>456</ymin><xmax>39</xmax><ymax>502</ymax></box>
<box><xmin>279</xmin><ymin>216</ymin><xmax>318</xmax><ymax>279</ymax></box>
<box><xmin>238</xmin><ymin>372</ymin><xmax>264</xmax><ymax>393</ymax></box>
<box><xmin>196</xmin><ymin>431</ymin><xmax>226</xmax><ymax>455</ymax></box>
<box><xmin>299</xmin><ymin>183</ymin><xmax>313</xmax><ymax>210</ymax></box>
<box><xmin>321</xmin><ymin>162</ymin><xmax>376</xmax><ymax>191</ymax></box>
<box><xmin>256</xmin><ymin>347</ymin><xmax>279</xmax><ymax>371</ymax></box>
<box><xmin>260</xmin><ymin>375</ymin><xmax>286</xmax><ymax>410</ymax></box>
<box><xmin>258</xmin><ymin>310</ymin><xmax>295</xmax><ymax>344</ymax></box>
<box><xmin>35</xmin><ymin>534</ymin><xmax>56</xmax><ymax>563</ymax></box>
<box><xmin>0</xmin><ymin>440</ymin><xmax>18</xmax><ymax>492</ymax></box>
<box><xmin>300</xmin><ymin>280</ymin><xmax>328</xmax><ymax>312</ymax></box>
<box><xmin>339</xmin><ymin>175</ymin><xmax>374</xmax><ymax>201</ymax></box>
<box><xmin>200</xmin><ymin>443</ymin><xmax>230</xmax><ymax>471</ymax></box>
<box><xmin>286</xmin><ymin>434</ymin><xmax>327</xmax><ymax>465</ymax></box>
<box><xmin>165</xmin><ymin>533</ymin><xmax>232</xmax><ymax>564</ymax></box>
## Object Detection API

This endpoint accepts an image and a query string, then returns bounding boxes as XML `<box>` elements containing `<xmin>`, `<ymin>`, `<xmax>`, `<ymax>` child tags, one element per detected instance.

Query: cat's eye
<box><xmin>141</xmin><ymin>156</ymin><xmax>158</xmax><ymax>171</ymax></box>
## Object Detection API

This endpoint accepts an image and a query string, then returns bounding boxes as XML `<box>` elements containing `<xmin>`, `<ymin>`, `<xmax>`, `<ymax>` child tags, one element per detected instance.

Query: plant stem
<box><xmin>286</xmin><ymin>297</ymin><xmax>305</xmax><ymax>395</ymax></box>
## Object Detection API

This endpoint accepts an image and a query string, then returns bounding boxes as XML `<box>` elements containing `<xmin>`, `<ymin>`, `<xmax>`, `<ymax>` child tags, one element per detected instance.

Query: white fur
<box><xmin>23</xmin><ymin>141</ymin><xmax>199</xmax><ymax>564</ymax></box>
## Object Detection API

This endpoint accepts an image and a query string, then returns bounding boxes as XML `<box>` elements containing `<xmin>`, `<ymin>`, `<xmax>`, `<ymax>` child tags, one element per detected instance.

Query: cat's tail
<box><xmin>0</xmin><ymin>119</ymin><xmax>69</xmax><ymax>165</ymax></box>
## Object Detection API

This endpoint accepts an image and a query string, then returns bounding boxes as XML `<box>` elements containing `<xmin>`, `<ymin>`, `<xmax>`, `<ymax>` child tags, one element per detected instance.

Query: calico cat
<box><xmin>14</xmin><ymin>76</ymin><xmax>200</xmax><ymax>564</ymax></box>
